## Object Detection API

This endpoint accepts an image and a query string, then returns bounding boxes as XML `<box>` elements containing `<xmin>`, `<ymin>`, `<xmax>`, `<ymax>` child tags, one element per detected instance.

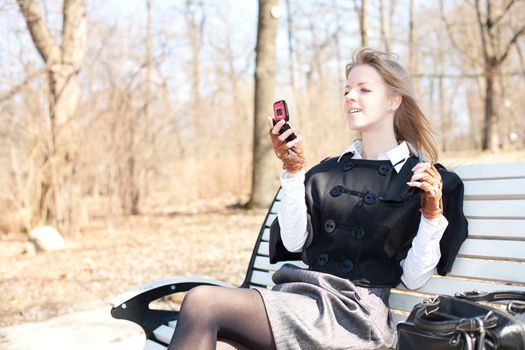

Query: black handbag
<box><xmin>397</xmin><ymin>290</ymin><xmax>525</xmax><ymax>350</ymax></box>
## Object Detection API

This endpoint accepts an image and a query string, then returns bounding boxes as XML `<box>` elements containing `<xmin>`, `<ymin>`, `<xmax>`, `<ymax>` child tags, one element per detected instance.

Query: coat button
<box><xmin>324</xmin><ymin>219</ymin><xmax>336</xmax><ymax>233</ymax></box>
<box><xmin>342</xmin><ymin>162</ymin><xmax>355</xmax><ymax>171</ymax></box>
<box><xmin>378</xmin><ymin>164</ymin><xmax>392</xmax><ymax>176</ymax></box>
<box><xmin>363</xmin><ymin>192</ymin><xmax>378</xmax><ymax>205</ymax></box>
<box><xmin>342</xmin><ymin>259</ymin><xmax>354</xmax><ymax>273</ymax></box>
<box><xmin>316</xmin><ymin>253</ymin><xmax>329</xmax><ymax>266</ymax></box>
<box><xmin>330</xmin><ymin>185</ymin><xmax>345</xmax><ymax>197</ymax></box>
<box><xmin>351</xmin><ymin>226</ymin><xmax>366</xmax><ymax>240</ymax></box>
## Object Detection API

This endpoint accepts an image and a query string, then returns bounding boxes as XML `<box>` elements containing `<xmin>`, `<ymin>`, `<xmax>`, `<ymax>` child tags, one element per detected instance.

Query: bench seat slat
<box><xmin>262</xmin><ymin>219</ymin><xmax>525</xmax><ymax>241</ymax></box>
<box><xmin>463</xmin><ymin>178</ymin><xmax>525</xmax><ymax>199</ymax></box>
<box><xmin>153</xmin><ymin>324</ymin><xmax>174</xmax><ymax>345</ymax></box>
<box><xmin>454</xmin><ymin>162</ymin><xmax>525</xmax><ymax>180</ymax></box>
<box><xmin>253</xmin><ymin>255</ymin><xmax>525</xmax><ymax>284</ymax></box>
<box><xmin>258</xmin><ymin>239</ymin><xmax>525</xmax><ymax>261</ymax></box>
<box><xmin>446</xmin><ymin>258</ymin><xmax>525</xmax><ymax>283</ymax></box>
<box><xmin>253</xmin><ymin>256</ymin><xmax>308</xmax><ymax>271</ymax></box>
<box><xmin>463</xmin><ymin>199</ymin><xmax>525</xmax><ymax>219</ymax></box>
<box><xmin>250</xmin><ymin>270</ymin><xmax>275</xmax><ymax>286</ymax></box>
<box><xmin>264</xmin><ymin>213</ymin><xmax>277</xmax><ymax>227</ymax></box>
<box><xmin>145</xmin><ymin>339</ymin><xmax>168</xmax><ymax>350</ymax></box>
<box><xmin>390</xmin><ymin>311</ymin><xmax>408</xmax><ymax>325</ymax></box>
<box><xmin>467</xmin><ymin>219</ymin><xmax>525</xmax><ymax>239</ymax></box>
<box><xmin>458</xmin><ymin>239</ymin><xmax>525</xmax><ymax>260</ymax></box>
<box><xmin>388</xmin><ymin>293</ymin><xmax>425</xmax><ymax>313</ymax></box>
<box><xmin>397</xmin><ymin>277</ymin><xmax>525</xmax><ymax>297</ymax></box>
<box><xmin>251</xmin><ymin>269</ymin><xmax>525</xmax><ymax>301</ymax></box>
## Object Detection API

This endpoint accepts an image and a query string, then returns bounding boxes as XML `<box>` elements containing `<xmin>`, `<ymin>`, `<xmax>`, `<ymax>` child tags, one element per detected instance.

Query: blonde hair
<box><xmin>345</xmin><ymin>48</ymin><xmax>438</xmax><ymax>162</ymax></box>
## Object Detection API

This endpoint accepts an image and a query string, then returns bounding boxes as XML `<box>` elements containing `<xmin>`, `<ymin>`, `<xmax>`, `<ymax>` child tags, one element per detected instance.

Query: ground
<box><xmin>0</xmin><ymin>208</ymin><xmax>267</xmax><ymax>328</ymax></box>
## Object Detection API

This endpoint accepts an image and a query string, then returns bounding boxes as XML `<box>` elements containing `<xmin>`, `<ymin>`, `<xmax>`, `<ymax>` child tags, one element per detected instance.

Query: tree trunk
<box><xmin>354</xmin><ymin>0</ymin><xmax>368</xmax><ymax>47</ymax></box>
<box><xmin>481</xmin><ymin>66</ymin><xmax>498</xmax><ymax>151</ymax></box>
<box><xmin>248</xmin><ymin>0</ymin><xmax>279</xmax><ymax>208</ymax></box>
<box><xmin>17</xmin><ymin>0</ymin><xmax>86</xmax><ymax>232</ymax></box>
<box><xmin>380</xmin><ymin>0</ymin><xmax>391</xmax><ymax>52</ymax></box>
<box><xmin>408</xmin><ymin>0</ymin><xmax>420</xmax><ymax>96</ymax></box>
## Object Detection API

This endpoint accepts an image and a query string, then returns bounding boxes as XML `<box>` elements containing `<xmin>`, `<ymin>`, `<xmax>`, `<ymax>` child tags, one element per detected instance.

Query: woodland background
<box><xmin>0</xmin><ymin>0</ymin><xmax>524</xmax><ymax>332</ymax></box>
<box><xmin>1</xmin><ymin>0</ymin><xmax>524</xmax><ymax>235</ymax></box>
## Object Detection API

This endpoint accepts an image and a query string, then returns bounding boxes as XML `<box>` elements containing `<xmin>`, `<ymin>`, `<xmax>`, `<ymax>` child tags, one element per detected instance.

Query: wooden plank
<box><xmin>467</xmin><ymin>218</ymin><xmax>525</xmax><ymax>239</ymax></box>
<box><xmin>458</xmin><ymin>239</ymin><xmax>525</xmax><ymax>260</ymax></box>
<box><xmin>144</xmin><ymin>339</ymin><xmax>168</xmax><ymax>350</ymax></box>
<box><xmin>262</xmin><ymin>227</ymin><xmax>270</xmax><ymax>241</ymax></box>
<box><xmin>270</xmin><ymin>200</ymin><xmax>281</xmax><ymax>214</ymax></box>
<box><xmin>454</xmin><ymin>162</ymin><xmax>525</xmax><ymax>180</ymax></box>
<box><xmin>463</xmin><ymin>178</ymin><xmax>525</xmax><ymax>200</ymax></box>
<box><xmin>448</xmin><ymin>258</ymin><xmax>525</xmax><ymax>283</ymax></box>
<box><xmin>253</xmin><ymin>256</ymin><xmax>308</xmax><ymax>272</ymax></box>
<box><xmin>398</xmin><ymin>276</ymin><xmax>525</xmax><ymax>297</ymax></box>
<box><xmin>463</xmin><ymin>199</ymin><xmax>525</xmax><ymax>219</ymax></box>
<box><xmin>390</xmin><ymin>311</ymin><xmax>408</xmax><ymax>325</ymax></box>
<box><xmin>258</xmin><ymin>241</ymin><xmax>269</xmax><ymax>256</ymax></box>
<box><xmin>264</xmin><ymin>213</ymin><xmax>277</xmax><ymax>228</ymax></box>
<box><xmin>250</xmin><ymin>270</ymin><xmax>275</xmax><ymax>287</ymax></box>
<box><xmin>254</xmin><ymin>255</ymin><xmax>525</xmax><ymax>284</ymax></box>
<box><xmin>388</xmin><ymin>293</ymin><xmax>425</xmax><ymax>313</ymax></box>
<box><xmin>152</xmin><ymin>325</ymin><xmax>174</xmax><ymax>345</ymax></box>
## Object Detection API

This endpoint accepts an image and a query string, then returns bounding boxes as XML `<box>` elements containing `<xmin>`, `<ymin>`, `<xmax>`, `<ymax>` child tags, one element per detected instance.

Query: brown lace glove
<box><xmin>408</xmin><ymin>163</ymin><xmax>443</xmax><ymax>219</ymax></box>
<box><xmin>267</xmin><ymin>117</ymin><xmax>306</xmax><ymax>173</ymax></box>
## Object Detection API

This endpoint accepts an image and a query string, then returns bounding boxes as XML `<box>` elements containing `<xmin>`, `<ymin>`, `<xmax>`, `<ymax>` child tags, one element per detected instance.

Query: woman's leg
<box><xmin>168</xmin><ymin>286</ymin><xmax>276</xmax><ymax>350</ymax></box>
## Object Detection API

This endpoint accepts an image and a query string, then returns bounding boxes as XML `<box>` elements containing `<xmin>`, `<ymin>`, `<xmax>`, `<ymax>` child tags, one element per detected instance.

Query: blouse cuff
<box><xmin>416</xmin><ymin>214</ymin><xmax>449</xmax><ymax>243</ymax></box>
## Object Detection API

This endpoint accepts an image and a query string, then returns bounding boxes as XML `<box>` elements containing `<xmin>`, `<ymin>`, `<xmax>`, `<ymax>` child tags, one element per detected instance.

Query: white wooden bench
<box><xmin>110</xmin><ymin>161</ymin><xmax>525</xmax><ymax>350</ymax></box>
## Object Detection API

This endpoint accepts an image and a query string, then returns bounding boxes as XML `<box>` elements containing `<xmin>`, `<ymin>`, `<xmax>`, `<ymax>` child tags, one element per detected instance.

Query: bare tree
<box><xmin>380</xmin><ymin>0</ymin><xmax>392</xmax><ymax>52</ymax></box>
<box><xmin>353</xmin><ymin>0</ymin><xmax>368</xmax><ymax>47</ymax></box>
<box><xmin>16</xmin><ymin>0</ymin><xmax>86</xmax><ymax>232</ymax></box>
<box><xmin>249</xmin><ymin>0</ymin><xmax>280</xmax><ymax>208</ymax></box>
<box><xmin>474</xmin><ymin>0</ymin><xmax>525</xmax><ymax>151</ymax></box>
<box><xmin>440</xmin><ymin>0</ymin><xmax>525</xmax><ymax>151</ymax></box>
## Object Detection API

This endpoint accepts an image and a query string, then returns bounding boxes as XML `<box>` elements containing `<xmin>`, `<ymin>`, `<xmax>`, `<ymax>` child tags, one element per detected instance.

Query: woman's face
<box><xmin>344</xmin><ymin>64</ymin><xmax>396</xmax><ymax>132</ymax></box>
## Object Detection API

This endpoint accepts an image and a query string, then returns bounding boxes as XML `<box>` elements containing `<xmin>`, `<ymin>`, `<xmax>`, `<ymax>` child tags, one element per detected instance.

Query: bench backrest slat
<box><xmin>243</xmin><ymin>162</ymin><xmax>525</xmax><ymax>324</ymax></box>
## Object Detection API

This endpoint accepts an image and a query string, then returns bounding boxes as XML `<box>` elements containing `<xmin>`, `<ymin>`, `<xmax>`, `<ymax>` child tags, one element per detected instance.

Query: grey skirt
<box><xmin>255</xmin><ymin>264</ymin><xmax>396</xmax><ymax>350</ymax></box>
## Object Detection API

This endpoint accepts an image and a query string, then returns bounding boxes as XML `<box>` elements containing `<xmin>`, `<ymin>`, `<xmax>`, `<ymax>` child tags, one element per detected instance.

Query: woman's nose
<box><xmin>345</xmin><ymin>90</ymin><xmax>357</xmax><ymax>102</ymax></box>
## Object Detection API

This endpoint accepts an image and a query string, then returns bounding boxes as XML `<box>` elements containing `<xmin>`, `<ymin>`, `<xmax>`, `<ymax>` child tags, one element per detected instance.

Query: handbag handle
<box><xmin>414</xmin><ymin>297</ymin><xmax>499</xmax><ymax>334</ymax></box>
<box><xmin>456</xmin><ymin>290</ymin><xmax>525</xmax><ymax>302</ymax></box>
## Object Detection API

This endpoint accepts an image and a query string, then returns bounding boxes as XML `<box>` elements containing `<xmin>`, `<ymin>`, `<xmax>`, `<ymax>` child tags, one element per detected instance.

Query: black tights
<box><xmin>168</xmin><ymin>286</ymin><xmax>276</xmax><ymax>350</ymax></box>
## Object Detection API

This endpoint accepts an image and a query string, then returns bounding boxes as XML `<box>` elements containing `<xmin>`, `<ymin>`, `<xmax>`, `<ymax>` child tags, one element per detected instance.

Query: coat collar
<box><xmin>336</xmin><ymin>140</ymin><xmax>410</xmax><ymax>173</ymax></box>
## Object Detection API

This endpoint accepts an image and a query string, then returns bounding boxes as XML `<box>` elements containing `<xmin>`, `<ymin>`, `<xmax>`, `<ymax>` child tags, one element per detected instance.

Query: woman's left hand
<box><xmin>407</xmin><ymin>163</ymin><xmax>443</xmax><ymax>219</ymax></box>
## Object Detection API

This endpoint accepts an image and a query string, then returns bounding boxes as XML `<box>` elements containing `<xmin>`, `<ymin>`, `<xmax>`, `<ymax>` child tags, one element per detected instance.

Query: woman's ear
<box><xmin>388</xmin><ymin>95</ymin><xmax>402</xmax><ymax>112</ymax></box>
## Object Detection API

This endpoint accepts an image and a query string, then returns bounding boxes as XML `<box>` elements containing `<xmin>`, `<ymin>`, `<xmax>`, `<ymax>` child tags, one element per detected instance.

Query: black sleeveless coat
<box><xmin>270</xmin><ymin>153</ymin><xmax>468</xmax><ymax>288</ymax></box>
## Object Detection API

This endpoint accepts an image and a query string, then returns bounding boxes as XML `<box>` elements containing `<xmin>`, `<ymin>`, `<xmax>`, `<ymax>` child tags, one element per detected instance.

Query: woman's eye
<box><xmin>344</xmin><ymin>91</ymin><xmax>349</xmax><ymax>96</ymax></box>
<box><xmin>360</xmin><ymin>89</ymin><xmax>371</xmax><ymax>93</ymax></box>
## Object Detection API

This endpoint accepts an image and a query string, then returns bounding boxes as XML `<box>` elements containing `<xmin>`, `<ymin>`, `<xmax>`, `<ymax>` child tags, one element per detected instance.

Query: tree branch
<box><xmin>474</xmin><ymin>0</ymin><xmax>490</xmax><ymax>63</ymax></box>
<box><xmin>497</xmin><ymin>25</ymin><xmax>525</xmax><ymax>65</ymax></box>
<box><xmin>492</xmin><ymin>0</ymin><xmax>515</xmax><ymax>26</ymax></box>
<box><xmin>439</xmin><ymin>0</ymin><xmax>482</xmax><ymax>66</ymax></box>
<box><xmin>62</xmin><ymin>0</ymin><xmax>87</xmax><ymax>65</ymax></box>
<box><xmin>0</xmin><ymin>68</ymin><xmax>47</xmax><ymax>102</ymax></box>
<box><xmin>16</xmin><ymin>0</ymin><xmax>59</xmax><ymax>63</ymax></box>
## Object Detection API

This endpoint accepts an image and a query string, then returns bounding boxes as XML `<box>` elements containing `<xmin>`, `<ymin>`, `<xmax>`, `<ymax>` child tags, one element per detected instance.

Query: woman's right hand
<box><xmin>267</xmin><ymin>117</ymin><xmax>306</xmax><ymax>174</ymax></box>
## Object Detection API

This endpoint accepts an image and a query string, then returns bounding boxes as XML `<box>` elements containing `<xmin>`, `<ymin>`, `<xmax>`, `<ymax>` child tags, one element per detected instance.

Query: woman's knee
<box><xmin>178</xmin><ymin>285</ymin><xmax>220</xmax><ymax>322</ymax></box>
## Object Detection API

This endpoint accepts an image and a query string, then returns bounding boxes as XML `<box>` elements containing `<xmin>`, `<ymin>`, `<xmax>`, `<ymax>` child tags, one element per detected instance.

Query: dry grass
<box><xmin>0</xmin><ymin>208</ymin><xmax>267</xmax><ymax>327</ymax></box>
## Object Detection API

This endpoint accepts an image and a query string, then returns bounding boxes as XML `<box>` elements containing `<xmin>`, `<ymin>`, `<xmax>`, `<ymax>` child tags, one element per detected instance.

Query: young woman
<box><xmin>168</xmin><ymin>48</ymin><xmax>468</xmax><ymax>350</ymax></box>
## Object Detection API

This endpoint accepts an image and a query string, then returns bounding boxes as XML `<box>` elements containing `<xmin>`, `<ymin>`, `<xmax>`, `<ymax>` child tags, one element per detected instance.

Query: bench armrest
<box><xmin>110</xmin><ymin>277</ymin><xmax>230</xmax><ymax>339</ymax></box>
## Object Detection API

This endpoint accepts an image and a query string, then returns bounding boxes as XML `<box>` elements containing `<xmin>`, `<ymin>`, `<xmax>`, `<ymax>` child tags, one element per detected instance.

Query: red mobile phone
<box><xmin>272</xmin><ymin>100</ymin><xmax>297</xmax><ymax>142</ymax></box>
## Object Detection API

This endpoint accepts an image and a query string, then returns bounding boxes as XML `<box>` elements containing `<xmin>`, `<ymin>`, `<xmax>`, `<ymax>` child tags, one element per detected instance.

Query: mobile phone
<box><xmin>272</xmin><ymin>100</ymin><xmax>297</xmax><ymax>142</ymax></box>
